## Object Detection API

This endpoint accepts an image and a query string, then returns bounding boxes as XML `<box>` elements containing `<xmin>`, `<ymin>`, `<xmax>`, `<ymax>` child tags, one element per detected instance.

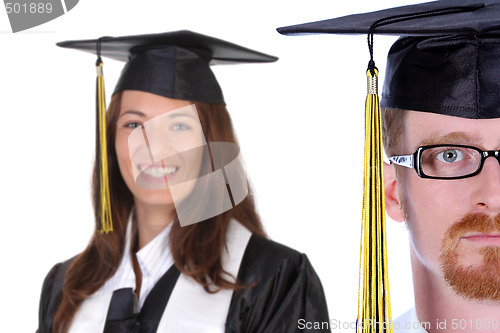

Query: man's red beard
<box><xmin>440</xmin><ymin>213</ymin><xmax>500</xmax><ymax>301</ymax></box>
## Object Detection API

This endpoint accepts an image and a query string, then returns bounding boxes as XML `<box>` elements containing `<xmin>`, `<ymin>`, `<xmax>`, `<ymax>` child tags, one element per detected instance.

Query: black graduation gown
<box><xmin>37</xmin><ymin>234</ymin><xmax>330</xmax><ymax>333</ymax></box>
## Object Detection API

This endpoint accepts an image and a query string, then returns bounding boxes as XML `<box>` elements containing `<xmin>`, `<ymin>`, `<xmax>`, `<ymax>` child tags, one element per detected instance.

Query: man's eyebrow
<box><xmin>119</xmin><ymin>110</ymin><xmax>146</xmax><ymax>119</ymax></box>
<box><xmin>419</xmin><ymin>132</ymin><xmax>480</xmax><ymax>147</ymax></box>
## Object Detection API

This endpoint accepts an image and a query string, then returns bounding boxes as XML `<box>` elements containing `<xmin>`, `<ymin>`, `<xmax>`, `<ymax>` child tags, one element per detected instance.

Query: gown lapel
<box><xmin>137</xmin><ymin>264</ymin><xmax>180</xmax><ymax>331</ymax></box>
<box><xmin>67</xmin><ymin>293</ymin><xmax>113</xmax><ymax>333</ymax></box>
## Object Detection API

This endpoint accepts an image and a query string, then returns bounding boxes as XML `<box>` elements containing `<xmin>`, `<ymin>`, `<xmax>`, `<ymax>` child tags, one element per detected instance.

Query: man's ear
<box><xmin>384</xmin><ymin>162</ymin><xmax>404</xmax><ymax>222</ymax></box>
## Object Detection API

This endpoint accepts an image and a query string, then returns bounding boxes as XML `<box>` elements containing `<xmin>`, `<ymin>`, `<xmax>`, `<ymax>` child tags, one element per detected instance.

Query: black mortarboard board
<box><xmin>57</xmin><ymin>30</ymin><xmax>277</xmax><ymax>233</ymax></box>
<box><xmin>278</xmin><ymin>0</ymin><xmax>500</xmax><ymax>119</ymax></box>
<box><xmin>278</xmin><ymin>1</ymin><xmax>500</xmax><ymax>331</ymax></box>
<box><xmin>57</xmin><ymin>30</ymin><xmax>278</xmax><ymax>105</ymax></box>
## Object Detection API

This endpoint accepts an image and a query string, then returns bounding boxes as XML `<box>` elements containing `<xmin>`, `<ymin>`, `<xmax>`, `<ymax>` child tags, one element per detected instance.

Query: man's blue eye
<box><xmin>436</xmin><ymin>149</ymin><xmax>464</xmax><ymax>163</ymax></box>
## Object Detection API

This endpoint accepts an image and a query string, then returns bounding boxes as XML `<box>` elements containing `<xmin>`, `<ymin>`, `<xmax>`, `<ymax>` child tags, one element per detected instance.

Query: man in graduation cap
<box><xmin>279</xmin><ymin>1</ymin><xmax>500</xmax><ymax>332</ymax></box>
<box><xmin>37</xmin><ymin>31</ymin><xmax>330</xmax><ymax>333</ymax></box>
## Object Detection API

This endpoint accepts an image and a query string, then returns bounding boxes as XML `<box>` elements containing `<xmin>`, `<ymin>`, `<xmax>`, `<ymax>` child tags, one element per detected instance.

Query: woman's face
<box><xmin>115</xmin><ymin>90</ymin><xmax>206</xmax><ymax>208</ymax></box>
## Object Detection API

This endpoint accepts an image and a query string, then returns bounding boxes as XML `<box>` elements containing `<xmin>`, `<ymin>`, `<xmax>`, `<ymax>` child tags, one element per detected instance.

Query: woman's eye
<box><xmin>172</xmin><ymin>123</ymin><xmax>190</xmax><ymax>131</ymax></box>
<box><xmin>436</xmin><ymin>149</ymin><xmax>464</xmax><ymax>163</ymax></box>
<box><xmin>125</xmin><ymin>122</ymin><xmax>141</xmax><ymax>129</ymax></box>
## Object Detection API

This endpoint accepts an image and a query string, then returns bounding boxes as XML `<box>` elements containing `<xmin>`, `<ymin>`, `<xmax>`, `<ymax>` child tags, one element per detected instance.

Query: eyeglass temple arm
<box><xmin>388</xmin><ymin>155</ymin><xmax>414</xmax><ymax>169</ymax></box>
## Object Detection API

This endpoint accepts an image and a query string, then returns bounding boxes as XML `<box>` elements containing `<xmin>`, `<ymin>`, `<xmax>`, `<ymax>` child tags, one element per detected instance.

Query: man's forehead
<box><xmin>404</xmin><ymin>110</ymin><xmax>500</xmax><ymax>150</ymax></box>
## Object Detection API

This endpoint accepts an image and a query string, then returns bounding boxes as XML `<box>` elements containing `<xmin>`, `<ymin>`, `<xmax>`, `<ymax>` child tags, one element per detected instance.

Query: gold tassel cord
<box><xmin>357</xmin><ymin>69</ymin><xmax>393</xmax><ymax>333</ymax></box>
<box><xmin>96</xmin><ymin>60</ymin><xmax>113</xmax><ymax>233</ymax></box>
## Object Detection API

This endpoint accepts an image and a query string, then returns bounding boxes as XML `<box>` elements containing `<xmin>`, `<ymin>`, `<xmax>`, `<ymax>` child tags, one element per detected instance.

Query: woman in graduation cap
<box><xmin>36</xmin><ymin>31</ymin><xmax>330</xmax><ymax>333</ymax></box>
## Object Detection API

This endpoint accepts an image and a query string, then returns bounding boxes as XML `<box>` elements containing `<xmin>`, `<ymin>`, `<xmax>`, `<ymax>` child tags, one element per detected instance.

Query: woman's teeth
<box><xmin>140</xmin><ymin>165</ymin><xmax>179</xmax><ymax>178</ymax></box>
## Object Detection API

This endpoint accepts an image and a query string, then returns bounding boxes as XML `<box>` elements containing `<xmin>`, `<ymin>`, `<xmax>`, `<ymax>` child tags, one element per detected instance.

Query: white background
<box><xmin>0</xmin><ymin>0</ymin><xmax>419</xmax><ymax>331</ymax></box>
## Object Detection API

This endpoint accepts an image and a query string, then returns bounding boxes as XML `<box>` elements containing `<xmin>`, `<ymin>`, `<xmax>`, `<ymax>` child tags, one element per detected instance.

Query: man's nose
<box><xmin>473</xmin><ymin>156</ymin><xmax>500</xmax><ymax>213</ymax></box>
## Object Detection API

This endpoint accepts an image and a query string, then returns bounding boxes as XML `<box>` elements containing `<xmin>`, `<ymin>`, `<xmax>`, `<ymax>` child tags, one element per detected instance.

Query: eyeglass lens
<box><xmin>420</xmin><ymin>146</ymin><xmax>482</xmax><ymax>178</ymax></box>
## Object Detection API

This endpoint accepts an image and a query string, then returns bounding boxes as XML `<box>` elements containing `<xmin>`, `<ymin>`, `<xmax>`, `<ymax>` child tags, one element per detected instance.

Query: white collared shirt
<box><xmin>96</xmin><ymin>216</ymin><xmax>174</xmax><ymax>309</ymax></box>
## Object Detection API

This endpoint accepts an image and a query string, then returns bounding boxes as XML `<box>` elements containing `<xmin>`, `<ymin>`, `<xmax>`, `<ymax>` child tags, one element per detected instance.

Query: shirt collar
<box><xmin>136</xmin><ymin>222</ymin><xmax>173</xmax><ymax>281</ymax></box>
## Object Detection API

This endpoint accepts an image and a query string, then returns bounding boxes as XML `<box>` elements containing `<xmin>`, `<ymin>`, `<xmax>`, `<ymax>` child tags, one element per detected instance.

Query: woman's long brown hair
<box><xmin>52</xmin><ymin>92</ymin><xmax>266</xmax><ymax>332</ymax></box>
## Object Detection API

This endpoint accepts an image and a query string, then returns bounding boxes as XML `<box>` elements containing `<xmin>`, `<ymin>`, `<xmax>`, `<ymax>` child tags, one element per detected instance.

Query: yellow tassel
<box><xmin>96</xmin><ymin>61</ymin><xmax>113</xmax><ymax>233</ymax></box>
<box><xmin>357</xmin><ymin>68</ymin><xmax>392</xmax><ymax>332</ymax></box>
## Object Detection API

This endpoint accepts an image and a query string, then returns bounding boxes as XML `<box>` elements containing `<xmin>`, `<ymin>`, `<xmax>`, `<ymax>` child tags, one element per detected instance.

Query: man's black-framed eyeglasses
<box><xmin>389</xmin><ymin>144</ymin><xmax>500</xmax><ymax>180</ymax></box>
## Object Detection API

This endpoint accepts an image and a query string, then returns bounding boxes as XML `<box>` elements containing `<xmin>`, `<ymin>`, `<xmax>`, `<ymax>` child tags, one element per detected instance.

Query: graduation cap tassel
<box><xmin>95</xmin><ymin>39</ymin><xmax>113</xmax><ymax>234</ymax></box>
<box><xmin>357</xmin><ymin>62</ymin><xmax>392</xmax><ymax>331</ymax></box>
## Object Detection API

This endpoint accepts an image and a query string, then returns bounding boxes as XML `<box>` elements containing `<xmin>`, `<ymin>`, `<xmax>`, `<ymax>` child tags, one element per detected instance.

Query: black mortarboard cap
<box><xmin>278</xmin><ymin>0</ymin><xmax>500</xmax><ymax>119</ymax></box>
<box><xmin>57</xmin><ymin>30</ymin><xmax>278</xmax><ymax>104</ymax></box>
